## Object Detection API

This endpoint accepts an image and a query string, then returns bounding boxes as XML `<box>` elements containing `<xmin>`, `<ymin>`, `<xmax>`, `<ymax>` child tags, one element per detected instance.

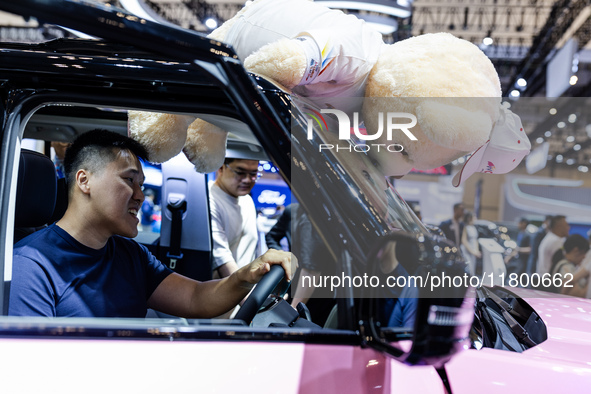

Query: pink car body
<box><xmin>1</xmin><ymin>292</ymin><xmax>589</xmax><ymax>393</ymax></box>
<box><xmin>0</xmin><ymin>2</ymin><xmax>589</xmax><ymax>393</ymax></box>
<box><xmin>447</xmin><ymin>291</ymin><xmax>591</xmax><ymax>393</ymax></box>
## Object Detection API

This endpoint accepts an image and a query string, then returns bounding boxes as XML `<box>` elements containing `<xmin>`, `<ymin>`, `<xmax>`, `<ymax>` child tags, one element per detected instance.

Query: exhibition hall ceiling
<box><xmin>2</xmin><ymin>0</ymin><xmax>589</xmax><ymax>97</ymax></box>
<box><xmin>141</xmin><ymin>0</ymin><xmax>591</xmax><ymax>98</ymax></box>
<box><xmin>0</xmin><ymin>0</ymin><xmax>590</xmax><ymax>172</ymax></box>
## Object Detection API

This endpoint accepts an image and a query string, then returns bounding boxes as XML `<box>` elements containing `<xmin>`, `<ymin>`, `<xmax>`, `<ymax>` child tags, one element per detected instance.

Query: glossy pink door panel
<box><xmin>299</xmin><ymin>345</ymin><xmax>446</xmax><ymax>393</ymax></box>
<box><xmin>447</xmin><ymin>294</ymin><xmax>591</xmax><ymax>393</ymax></box>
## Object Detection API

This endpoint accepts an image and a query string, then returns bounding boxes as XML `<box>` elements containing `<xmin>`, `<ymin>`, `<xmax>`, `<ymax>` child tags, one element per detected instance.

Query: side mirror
<box><xmin>360</xmin><ymin>232</ymin><xmax>474</xmax><ymax>368</ymax></box>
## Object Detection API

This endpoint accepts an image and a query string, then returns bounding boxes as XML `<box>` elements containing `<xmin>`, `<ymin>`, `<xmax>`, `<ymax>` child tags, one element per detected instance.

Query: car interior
<box><xmin>12</xmin><ymin>103</ymin><xmax>331</xmax><ymax>330</ymax></box>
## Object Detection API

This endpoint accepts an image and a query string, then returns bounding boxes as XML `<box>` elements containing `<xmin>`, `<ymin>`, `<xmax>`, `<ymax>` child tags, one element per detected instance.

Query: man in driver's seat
<box><xmin>9</xmin><ymin>129</ymin><xmax>295</xmax><ymax>318</ymax></box>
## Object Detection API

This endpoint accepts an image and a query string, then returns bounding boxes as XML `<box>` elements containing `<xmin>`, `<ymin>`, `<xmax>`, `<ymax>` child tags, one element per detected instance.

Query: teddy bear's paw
<box><xmin>183</xmin><ymin>118</ymin><xmax>229</xmax><ymax>173</ymax></box>
<box><xmin>128</xmin><ymin>111</ymin><xmax>195</xmax><ymax>163</ymax></box>
<box><xmin>244</xmin><ymin>38</ymin><xmax>306</xmax><ymax>90</ymax></box>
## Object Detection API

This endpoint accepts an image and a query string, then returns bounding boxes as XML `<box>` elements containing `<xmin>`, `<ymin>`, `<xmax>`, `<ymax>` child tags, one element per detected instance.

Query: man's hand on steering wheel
<box><xmin>232</xmin><ymin>249</ymin><xmax>298</xmax><ymax>325</ymax></box>
<box><xmin>236</xmin><ymin>248</ymin><xmax>298</xmax><ymax>288</ymax></box>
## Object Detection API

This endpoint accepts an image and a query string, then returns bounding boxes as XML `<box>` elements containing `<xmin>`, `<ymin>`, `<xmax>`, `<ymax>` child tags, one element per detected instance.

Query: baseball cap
<box><xmin>452</xmin><ymin>106</ymin><xmax>530</xmax><ymax>187</ymax></box>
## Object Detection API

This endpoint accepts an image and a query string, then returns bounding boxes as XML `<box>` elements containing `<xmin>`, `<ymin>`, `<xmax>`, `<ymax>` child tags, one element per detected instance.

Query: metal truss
<box><xmin>411</xmin><ymin>0</ymin><xmax>591</xmax><ymax>97</ymax></box>
<box><xmin>145</xmin><ymin>0</ymin><xmax>243</xmax><ymax>31</ymax></box>
<box><xmin>505</xmin><ymin>0</ymin><xmax>591</xmax><ymax>97</ymax></box>
<box><xmin>146</xmin><ymin>0</ymin><xmax>412</xmax><ymax>40</ymax></box>
<box><xmin>411</xmin><ymin>0</ymin><xmax>554</xmax><ymax>49</ymax></box>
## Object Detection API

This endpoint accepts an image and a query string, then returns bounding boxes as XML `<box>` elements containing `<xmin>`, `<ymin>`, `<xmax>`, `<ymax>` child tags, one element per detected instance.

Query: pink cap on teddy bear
<box><xmin>452</xmin><ymin>107</ymin><xmax>530</xmax><ymax>187</ymax></box>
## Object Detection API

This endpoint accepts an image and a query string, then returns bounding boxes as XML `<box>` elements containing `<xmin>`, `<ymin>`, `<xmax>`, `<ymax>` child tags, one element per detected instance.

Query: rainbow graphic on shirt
<box><xmin>319</xmin><ymin>41</ymin><xmax>336</xmax><ymax>76</ymax></box>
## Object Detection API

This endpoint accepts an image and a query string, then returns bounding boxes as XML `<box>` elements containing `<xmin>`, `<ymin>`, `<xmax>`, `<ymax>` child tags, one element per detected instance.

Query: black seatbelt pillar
<box><xmin>167</xmin><ymin>197</ymin><xmax>187</xmax><ymax>270</ymax></box>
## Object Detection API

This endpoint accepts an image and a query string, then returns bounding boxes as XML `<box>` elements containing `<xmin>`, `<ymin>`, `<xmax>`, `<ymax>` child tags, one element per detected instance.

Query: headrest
<box><xmin>15</xmin><ymin>149</ymin><xmax>57</xmax><ymax>227</ymax></box>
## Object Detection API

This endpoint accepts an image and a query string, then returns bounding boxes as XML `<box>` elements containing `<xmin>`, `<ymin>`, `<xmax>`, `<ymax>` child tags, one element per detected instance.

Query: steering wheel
<box><xmin>234</xmin><ymin>265</ymin><xmax>286</xmax><ymax>325</ymax></box>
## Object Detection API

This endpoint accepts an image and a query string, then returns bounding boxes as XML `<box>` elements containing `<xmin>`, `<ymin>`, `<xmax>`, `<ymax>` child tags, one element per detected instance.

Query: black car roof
<box><xmin>0</xmin><ymin>0</ymin><xmax>292</xmax><ymax>176</ymax></box>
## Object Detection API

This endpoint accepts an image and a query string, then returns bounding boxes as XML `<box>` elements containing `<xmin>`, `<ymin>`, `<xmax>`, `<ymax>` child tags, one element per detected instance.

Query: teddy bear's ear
<box><xmin>415</xmin><ymin>99</ymin><xmax>497</xmax><ymax>152</ymax></box>
<box><xmin>183</xmin><ymin>118</ymin><xmax>229</xmax><ymax>173</ymax></box>
<box><xmin>128</xmin><ymin>111</ymin><xmax>195</xmax><ymax>163</ymax></box>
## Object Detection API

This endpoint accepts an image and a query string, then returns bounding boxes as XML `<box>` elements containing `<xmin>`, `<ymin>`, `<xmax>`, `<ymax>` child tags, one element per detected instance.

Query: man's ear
<box><xmin>76</xmin><ymin>169</ymin><xmax>91</xmax><ymax>194</ymax></box>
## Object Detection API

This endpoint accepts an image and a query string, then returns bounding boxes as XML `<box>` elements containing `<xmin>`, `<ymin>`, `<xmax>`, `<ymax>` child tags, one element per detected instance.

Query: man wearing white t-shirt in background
<box><xmin>210</xmin><ymin>158</ymin><xmax>261</xmax><ymax>279</ymax></box>
<box><xmin>537</xmin><ymin>215</ymin><xmax>570</xmax><ymax>276</ymax></box>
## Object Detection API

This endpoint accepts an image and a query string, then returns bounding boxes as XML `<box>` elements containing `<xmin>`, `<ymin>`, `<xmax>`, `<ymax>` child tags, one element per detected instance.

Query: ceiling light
<box><xmin>569</xmin><ymin>75</ymin><xmax>578</xmax><ymax>85</ymax></box>
<box><xmin>549</xmin><ymin>108</ymin><xmax>557</xmax><ymax>115</ymax></box>
<box><xmin>556</xmin><ymin>155</ymin><xmax>563</xmax><ymax>163</ymax></box>
<box><xmin>205</xmin><ymin>18</ymin><xmax>218</xmax><ymax>29</ymax></box>
<box><xmin>510</xmin><ymin>89</ymin><xmax>520</xmax><ymax>98</ymax></box>
<box><xmin>568</xmin><ymin>114</ymin><xmax>577</xmax><ymax>123</ymax></box>
<box><xmin>536</xmin><ymin>137</ymin><xmax>544</xmax><ymax>144</ymax></box>
<box><xmin>517</xmin><ymin>78</ymin><xmax>527</xmax><ymax>87</ymax></box>
<box><xmin>482</xmin><ymin>37</ymin><xmax>493</xmax><ymax>46</ymax></box>
<box><xmin>573</xmin><ymin>144</ymin><xmax>581</xmax><ymax>151</ymax></box>
<box><xmin>566</xmin><ymin>135</ymin><xmax>575</xmax><ymax>142</ymax></box>
<box><xmin>566</xmin><ymin>158</ymin><xmax>575</xmax><ymax>165</ymax></box>
<box><xmin>557</xmin><ymin>122</ymin><xmax>566</xmax><ymax>129</ymax></box>
<box><xmin>544</xmin><ymin>131</ymin><xmax>552</xmax><ymax>137</ymax></box>
<box><xmin>578</xmin><ymin>166</ymin><xmax>589</xmax><ymax>173</ymax></box>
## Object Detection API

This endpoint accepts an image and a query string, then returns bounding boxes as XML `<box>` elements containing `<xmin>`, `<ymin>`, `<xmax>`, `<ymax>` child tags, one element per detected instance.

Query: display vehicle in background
<box><xmin>0</xmin><ymin>1</ymin><xmax>590</xmax><ymax>392</ymax></box>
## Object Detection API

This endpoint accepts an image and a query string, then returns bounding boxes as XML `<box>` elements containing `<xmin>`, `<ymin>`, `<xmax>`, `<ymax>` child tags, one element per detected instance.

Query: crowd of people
<box><xmin>439</xmin><ymin>203</ymin><xmax>591</xmax><ymax>297</ymax></box>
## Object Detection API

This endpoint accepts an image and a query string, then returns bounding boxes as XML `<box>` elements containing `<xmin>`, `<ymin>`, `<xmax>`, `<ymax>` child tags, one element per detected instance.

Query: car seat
<box><xmin>14</xmin><ymin>148</ymin><xmax>67</xmax><ymax>243</ymax></box>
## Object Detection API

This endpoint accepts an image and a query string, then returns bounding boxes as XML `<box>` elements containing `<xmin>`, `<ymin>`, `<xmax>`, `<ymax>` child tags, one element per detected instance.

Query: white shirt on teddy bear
<box><xmin>224</xmin><ymin>0</ymin><xmax>383</xmax><ymax>113</ymax></box>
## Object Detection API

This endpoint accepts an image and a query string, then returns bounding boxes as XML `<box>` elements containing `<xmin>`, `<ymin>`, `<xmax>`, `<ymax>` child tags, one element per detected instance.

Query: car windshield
<box><xmin>290</xmin><ymin>96</ymin><xmax>429</xmax><ymax>239</ymax></box>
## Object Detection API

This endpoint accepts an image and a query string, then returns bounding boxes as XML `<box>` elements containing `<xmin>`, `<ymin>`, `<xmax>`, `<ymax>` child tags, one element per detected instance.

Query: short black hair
<box><xmin>64</xmin><ymin>129</ymin><xmax>148</xmax><ymax>190</ymax></box>
<box><xmin>223</xmin><ymin>158</ymin><xmax>236</xmax><ymax>166</ymax></box>
<box><xmin>453</xmin><ymin>202</ymin><xmax>464</xmax><ymax>210</ymax></box>
<box><xmin>563</xmin><ymin>234</ymin><xmax>590</xmax><ymax>254</ymax></box>
<box><xmin>463</xmin><ymin>210</ymin><xmax>473</xmax><ymax>222</ymax></box>
<box><xmin>549</xmin><ymin>215</ymin><xmax>566</xmax><ymax>230</ymax></box>
<box><xmin>519</xmin><ymin>217</ymin><xmax>529</xmax><ymax>225</ymax></box>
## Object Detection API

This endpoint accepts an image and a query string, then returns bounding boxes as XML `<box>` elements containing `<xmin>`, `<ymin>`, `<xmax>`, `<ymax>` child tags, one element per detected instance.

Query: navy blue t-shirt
<box><xmin>9</xmin><ymin>224</ymin><xmax>172</xmax><ymax>317</ymax></box>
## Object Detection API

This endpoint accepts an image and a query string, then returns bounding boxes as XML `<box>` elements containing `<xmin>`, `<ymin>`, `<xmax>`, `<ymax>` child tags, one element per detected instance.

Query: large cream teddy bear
<box><xmin>129</xmin><ymin>0</ymin><xmax>505</xmax><ymax>177</ymax></box>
